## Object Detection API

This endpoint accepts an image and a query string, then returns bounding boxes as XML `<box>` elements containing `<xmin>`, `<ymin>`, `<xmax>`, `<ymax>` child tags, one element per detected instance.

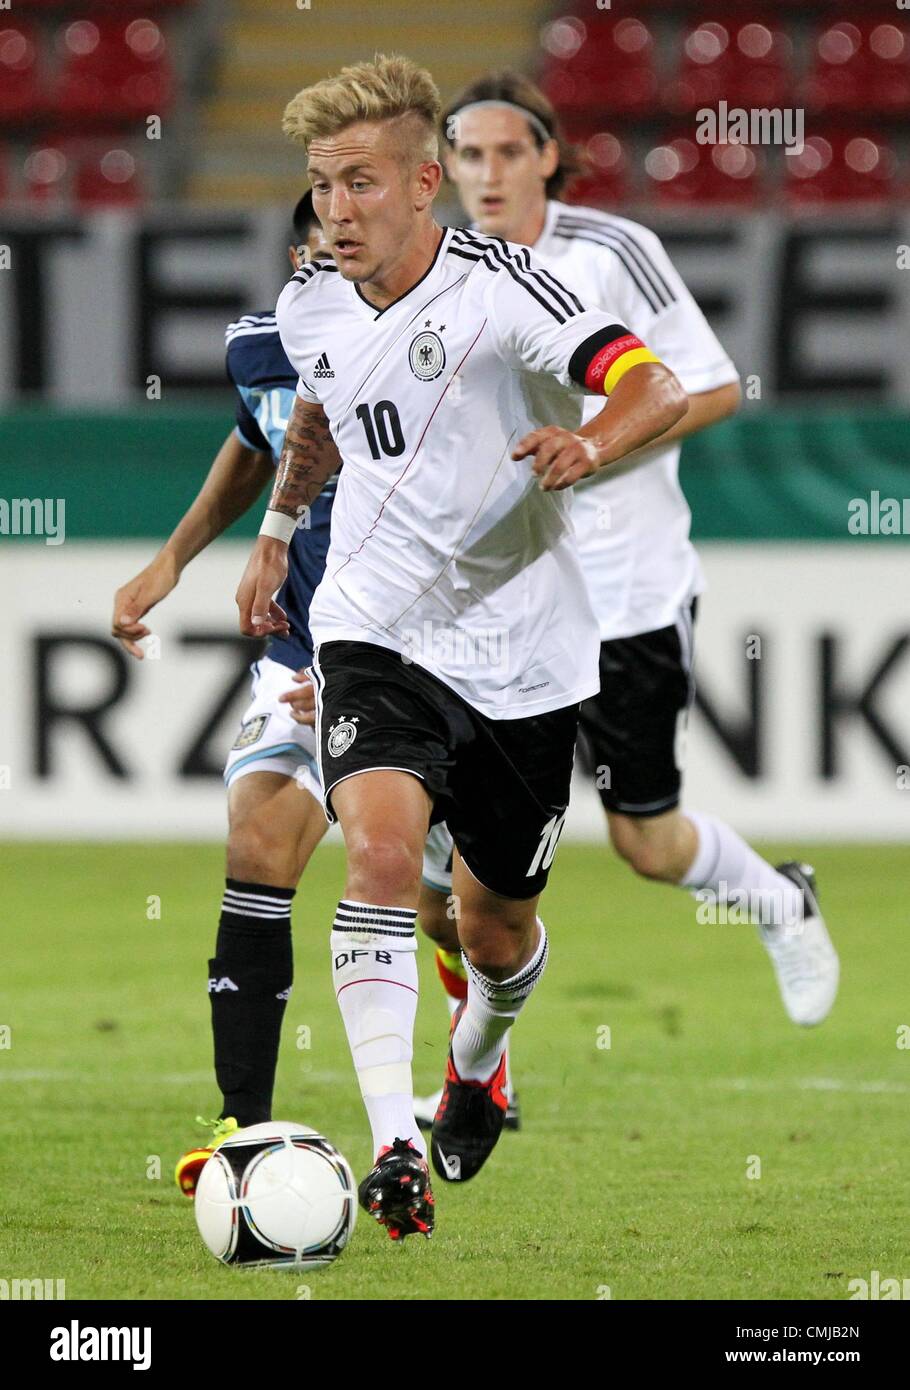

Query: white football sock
<box><xmin>682</xmin><ymin>811</ymin><xmax>803</xmax><ymax>930</ymax></box>
<box><xmin>331</xmin><ymin>900</ymin><xmax>425</xmax><ymax>1160</ymax></box>
<box><xmin>452</xmin><ymin>920</ymin><xmax>547</xmax><ymax>1082</ymax></box>
<box><xmin>439</xmin><ymin>967</ymin><xmax>511</xmax><ymax>1095</ymax></box>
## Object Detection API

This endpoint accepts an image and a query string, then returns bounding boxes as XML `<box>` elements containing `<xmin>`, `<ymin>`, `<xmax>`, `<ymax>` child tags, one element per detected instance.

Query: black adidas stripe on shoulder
<box><xmin>457</xmin><ymin>228</ymin><xmax>587</xmax><ymax>315</ymax></box>
<box><xmin>448</xmin><ymin>243</ymin><xmax>569</xmax><ymax>323</ymax></box>
<box><xmin>449</xmin><ymin>228</ymin><xmax>585</xmax><ymax>324</ymax></box>
<box><xmin>517</xmin><ymin>245</ymin><xmax>586</xmax><ymax>316</ymax></box>
<box><xmin>554</xmin><ymin>215</ymin><xmax>676</xmax><ymax>314</ymax></box>
<box><xmin>290</xmin><ymin>258</ymin><xmax>339</xmax><ymax>288</ymax></box>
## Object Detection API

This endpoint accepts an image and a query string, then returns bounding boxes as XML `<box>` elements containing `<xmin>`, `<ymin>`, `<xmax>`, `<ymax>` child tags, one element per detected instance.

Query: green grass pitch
<box><xmin>2</xmin><ymin>841</ymin><xmax>907</xmax><ymax>1301</ymax></box>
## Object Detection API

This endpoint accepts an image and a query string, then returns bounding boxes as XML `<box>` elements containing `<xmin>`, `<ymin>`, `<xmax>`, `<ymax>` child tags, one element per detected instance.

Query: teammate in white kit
<box><xmin>235</xmin><ymin>54</ymin><xmax>687</xmax><ymax>1240</ymax></box>
<box><xmin>418</xmin><ymin>72</ymin><xmax>839</xmax><ymax>1051</ymax></box>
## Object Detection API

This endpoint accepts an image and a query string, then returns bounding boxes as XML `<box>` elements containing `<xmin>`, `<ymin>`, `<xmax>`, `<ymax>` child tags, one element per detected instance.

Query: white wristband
<box><xmin>259</xmin><ymin>509</ymin><xmax>297</xmax><ymax>545</ymax></box>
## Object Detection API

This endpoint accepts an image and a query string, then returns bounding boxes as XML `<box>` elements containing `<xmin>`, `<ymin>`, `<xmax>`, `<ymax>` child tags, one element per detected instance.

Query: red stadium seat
<box><xmin>23</xmin><ymin>140</ymin><xmax>71</xmax><ymax>202</ymax></box>
<box><xmin>803</xmin><ymin>20</ymin><xmax>910</xmax><ymax>115</ymax></box>
<box><xmin>539</xmin><ymin>16</ymin><xmax>658</xmax><ymax>117</ymax></box>
<box><xmin>644</xmin><ymin>135</ymin><xmax>763</xmax><ymax>207</ymax></box>
<box><xmin>665</xmin><ymin>18</ymin><xmax>794</xmax><ymax>115</ymax></box>
<box><xmin>117</xmin><ymin>16</ymin><xmax>174</xmax><ymax>117</ymax></box>
<box><xmin>52</xmin><ymin>20</ymin><xmax>115</xmax><ymax>122</ymax></box>
<box><xmin>75</xmin><ymin>145</ymin><xmax>144</xmax><ymax>206</ymax></box>
<box><xmin>0</xmin><ymin>22</ymin><xmax>45</xmax><ymax>124</ymax></box>
<box><xmin>51</xmin><ymin>17</ymin><xmax>174</xmax><ymax>125</ymax></box>
<box><xmin>784</xmin><ymin>132</ymin><xmax>896</xmax><ymax>205</ymax></box>
<box><xmin>0</xmin><ymin>145</ymin><xmax>10</xmax><ymax>203</ymax></box>
<box><xmin>564</xmin><ymin>131</ymin><xmax>631</xmax><ymax>208</ymax></box>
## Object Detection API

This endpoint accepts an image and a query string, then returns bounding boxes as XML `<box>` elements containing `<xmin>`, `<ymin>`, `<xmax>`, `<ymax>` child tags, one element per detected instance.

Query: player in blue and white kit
<box><xmin>111</xmin><ymin>195</ymin><xmax>339</xmax><ymax>1193</ymax></box>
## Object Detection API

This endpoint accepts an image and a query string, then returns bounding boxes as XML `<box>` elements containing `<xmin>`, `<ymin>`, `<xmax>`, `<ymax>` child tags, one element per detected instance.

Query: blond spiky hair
<box><xmin>283</xmin><ymin>53</ymin><xmax>441</xmax><ymax>164</ymax></box>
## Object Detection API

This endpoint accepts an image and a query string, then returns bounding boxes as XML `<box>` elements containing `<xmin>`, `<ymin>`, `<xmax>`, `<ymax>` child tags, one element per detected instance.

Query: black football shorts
<box><xmin>311</xmin><ymin>640</ymin><xmax>579</xmax><ymax>899</ymax></box>
<box><xmin>576</xmin><ymin>599</ymin><xmax>697</xmax><ymax>817</ymax></box>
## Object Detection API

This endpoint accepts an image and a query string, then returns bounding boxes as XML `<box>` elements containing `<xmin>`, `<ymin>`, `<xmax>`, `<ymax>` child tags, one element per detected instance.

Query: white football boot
<box><xmin>758</xmin><ymin>861</ymin><xmax>839</xmax><ymax>1026</ymax></box>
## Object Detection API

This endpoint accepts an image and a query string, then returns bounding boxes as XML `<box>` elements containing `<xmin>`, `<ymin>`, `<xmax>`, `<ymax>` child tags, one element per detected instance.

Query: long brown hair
<box><xmin>441</xmin><ymin>70</ymin><xmax>580</xmax><ymax>198</ymax></box>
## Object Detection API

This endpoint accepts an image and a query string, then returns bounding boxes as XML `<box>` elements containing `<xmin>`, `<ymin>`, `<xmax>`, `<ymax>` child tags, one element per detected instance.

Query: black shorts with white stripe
<box><xmin>311</xmin><ymin>639</ymin><xmax>579</xmax><ymax>900</ymax></box>
<box><xmin>575</xmin><ymin>599</ymin><xmax>697</xmax><ymax>817</ymax></box>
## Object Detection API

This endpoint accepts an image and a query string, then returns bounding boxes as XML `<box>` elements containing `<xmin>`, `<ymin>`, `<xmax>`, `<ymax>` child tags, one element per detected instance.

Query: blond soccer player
<box><xmin>235</xmin><ymin>54</ymin><xmax>686</xmax><ymax>1240</ymax></box>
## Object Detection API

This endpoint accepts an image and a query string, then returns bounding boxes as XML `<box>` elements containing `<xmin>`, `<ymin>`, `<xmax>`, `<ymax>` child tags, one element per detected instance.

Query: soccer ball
<box><xmin>194</xmin><ymin>1121</ymin><xmax>357</xmax><ymax>1270</ymax></box>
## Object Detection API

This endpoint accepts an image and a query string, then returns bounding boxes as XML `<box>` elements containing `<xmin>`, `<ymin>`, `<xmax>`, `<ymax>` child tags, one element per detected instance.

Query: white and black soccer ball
<box><xmin>194</xmin><ymin>1121</ymin><xmax>357</xmax><ymax>1270</ymax></box>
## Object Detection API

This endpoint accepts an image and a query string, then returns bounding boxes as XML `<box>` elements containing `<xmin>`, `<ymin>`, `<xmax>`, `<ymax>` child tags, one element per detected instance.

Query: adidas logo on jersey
<box><xmin>314</xmin><ymin>352</ymin><xmax>334</xmax><ymax>378</ymax></box>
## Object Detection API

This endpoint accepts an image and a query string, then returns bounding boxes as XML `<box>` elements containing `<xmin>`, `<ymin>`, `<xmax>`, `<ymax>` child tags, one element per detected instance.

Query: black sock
<box><xmin>208</xmin><ymin>878</ymin><xmax>294</xmax><ymax>1128</ymax></box>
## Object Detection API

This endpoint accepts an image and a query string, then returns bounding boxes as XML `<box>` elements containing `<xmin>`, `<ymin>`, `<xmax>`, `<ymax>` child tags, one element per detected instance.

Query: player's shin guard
<box><xmin>331</xmin><ymin>900</ymin><xmax>424</xmax><ymax>1159</ymax></box>
<box><xmin>435</xmin><ymin>946</ymin><xmax>468</xmax><ymax>1016</ymax></box>
<box><xmin>209</xmin><ymin>879</ymin><xmax>294</xmax><ymax>1128</ymax></box>
<box><xmin>452</xmin><ymin>919</ymin><xmax>548</xmax><ymax>1082</ymax></box>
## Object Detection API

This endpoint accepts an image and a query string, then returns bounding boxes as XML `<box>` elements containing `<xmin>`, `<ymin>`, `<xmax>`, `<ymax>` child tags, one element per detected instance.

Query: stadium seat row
<box><xmin>0</xmin><ymin>128</ymin><xmax>902</xmax><ymax>210</ymax></box>
<box><xmin>540</xmin><ymin>16</ymin><xmax>910</xmax><ymax>117</ymax></box>
<box><xmin>565</xmin><ymin>129</ymin><xmax>901</xmax><ymax>207</ymax></box>
<box><xmin>0</xmin><ymin>16</ymin><xmax>175</xmax><ymax>127</ymax></box>
<box><xmin>0</xmin><ymin>140</ymin><xmax>144</xmax><ymax>206</ymax></box>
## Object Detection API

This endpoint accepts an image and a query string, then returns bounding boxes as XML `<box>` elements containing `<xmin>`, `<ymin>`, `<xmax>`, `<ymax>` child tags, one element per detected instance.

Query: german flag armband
<box><xmin>568</xmin><ymin>324</ymin><xmax>661</xmax><ymax>395</ymax></box>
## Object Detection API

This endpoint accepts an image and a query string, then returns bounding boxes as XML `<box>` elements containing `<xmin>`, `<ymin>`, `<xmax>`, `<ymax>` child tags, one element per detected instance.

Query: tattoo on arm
<box><xmin>269</xmin><ymin>398</ymin><xmax>342</xmax><ymax>519</ymax></box>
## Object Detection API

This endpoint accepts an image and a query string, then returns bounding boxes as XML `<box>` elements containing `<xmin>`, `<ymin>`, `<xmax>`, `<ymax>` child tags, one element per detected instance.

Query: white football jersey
<box><xmin>275</xmin><ymin>226</ymin><xmax>647</xmax><ymax>719</ymax></box>
<box><xmin>532</xmin><ymin>201</ymin><xmax>740</xmax><ymax>641</ymax></box>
